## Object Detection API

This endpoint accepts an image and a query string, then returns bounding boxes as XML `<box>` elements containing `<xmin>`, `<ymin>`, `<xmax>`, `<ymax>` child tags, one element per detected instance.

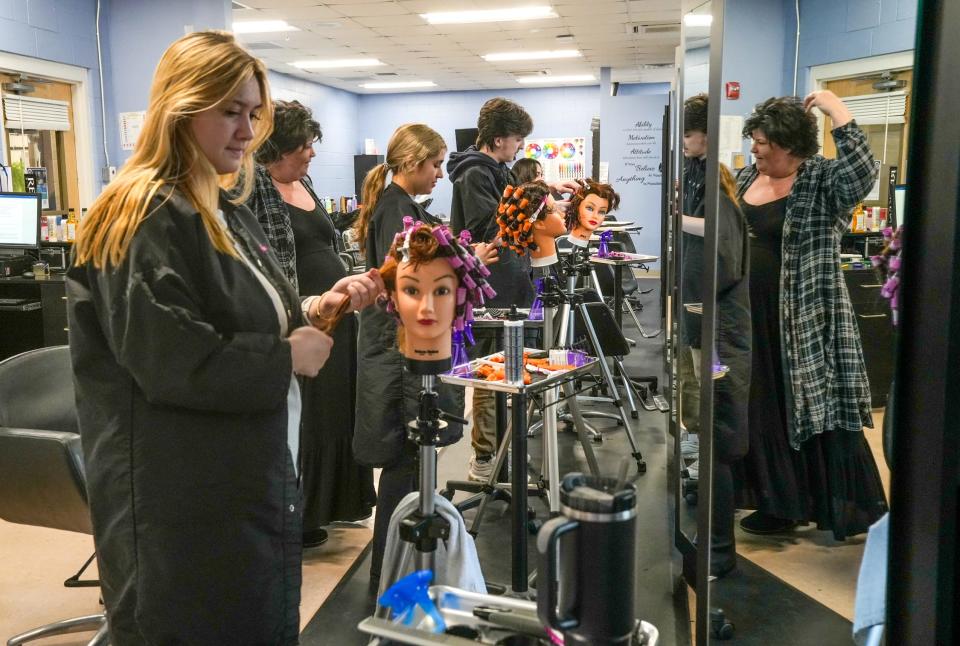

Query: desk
<box><xmin>588</xmin><ymin>253</ymin><xmax>659</xmax><ymax>327</ymax></box>
<box><xmin>0</xmin><ymin>275</ymin><xmax>68</xmax><ymax>360</ymax></box>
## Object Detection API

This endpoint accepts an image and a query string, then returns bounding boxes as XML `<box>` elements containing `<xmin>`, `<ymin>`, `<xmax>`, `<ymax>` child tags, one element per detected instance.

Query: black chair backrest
<box><xmin>0</xmin><ymin>346</ymin><xmax>77</xmax><ymax>433</ymax></box>
<box><xmin>0</xmin><ymin>346</ymin><xmax>91</xmax><ymax>534</ymax></box>
<box><xmin>574</xmin><ymin>301</ymin><xmax>631</xmax><ymax>358</ymax></box>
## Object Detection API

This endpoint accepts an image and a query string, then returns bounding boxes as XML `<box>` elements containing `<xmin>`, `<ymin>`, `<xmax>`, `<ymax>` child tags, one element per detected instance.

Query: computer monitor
<box><xmin>894</xmin><ymin>185</ymin><xmax>907</xmax><ymax>228</ymax></box>
<box><xmin>0</xmin><ymin>192</ymin><xmax>41</xmax><ymax>252</ymax></box>
<box><xmin>454</xmin><ymin>128</ymin><xmax>479</xmax><ymax>152</ymax></box>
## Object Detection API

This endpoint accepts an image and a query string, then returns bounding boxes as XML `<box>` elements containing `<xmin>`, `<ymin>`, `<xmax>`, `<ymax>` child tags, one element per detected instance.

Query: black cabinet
<box><xmin>353</xmin><ymin>154</ymin><xmax>384</xmax><ymax>199</ymax></box>
<box><xmin>39</xmin><ymin>280</ymin><xmax>69</xmax><ymax>346</ymax></box>
<box><xmin>0</xmin><ymin>276</ymin><xmax>69</xmax><ymax>360</ymax></box>
<box><xmin>844</xmin><ymin>268</ymin><xmax>895</xmax><ymax>407</ymax></box>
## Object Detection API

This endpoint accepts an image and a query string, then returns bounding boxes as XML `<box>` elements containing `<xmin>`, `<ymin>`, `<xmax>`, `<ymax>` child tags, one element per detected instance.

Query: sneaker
<box><xmin>468</xmin><ymin>453</ymin><xmax>494</xmax><ymax>482</ymax></box>
<box><xmin>680</xmin><ymin>435</ymin><xmax>699</xmax><ymax>459</ymax></box>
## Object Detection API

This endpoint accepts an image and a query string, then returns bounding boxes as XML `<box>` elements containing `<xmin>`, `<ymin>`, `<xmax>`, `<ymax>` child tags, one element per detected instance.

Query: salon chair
<box><xmin>0</xmin><ymin>346</ymin><xmax>108</xmax><ymax>646</ymax></box>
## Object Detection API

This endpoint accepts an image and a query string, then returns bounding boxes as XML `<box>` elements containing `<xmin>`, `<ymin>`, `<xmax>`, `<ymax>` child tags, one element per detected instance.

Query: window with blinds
<box><xmin>843</xmin><ymin>91</ymin><xmax>908</xmax><ymax>126</ymax></box>
<box><xmin>3</xmin><ymin>94</ymin><xmax>71</xmax><ymax>131</ymax></box>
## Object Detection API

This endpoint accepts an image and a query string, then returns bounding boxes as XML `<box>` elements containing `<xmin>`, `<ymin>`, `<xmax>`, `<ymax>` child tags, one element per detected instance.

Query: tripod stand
<box><xmin>545</xmin><ymin>259</ymin><xmax>646</xmax><ymax>472</ymax></box>
<box><xmin>376</xmin><ymin>361</ymin><xmax>468</xmax><ymax>617</ymax></box>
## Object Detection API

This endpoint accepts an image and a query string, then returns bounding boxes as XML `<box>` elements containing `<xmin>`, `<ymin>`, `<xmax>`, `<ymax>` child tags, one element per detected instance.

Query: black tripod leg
<box><xmin>579</xmin><ymin>303</ymin><xmax>645</xmax><ymax>473</ymax></box>
<box><xmin>562</xmin><ymin>380</ymin><xmax>601</xmax><ymax>476</ymax></box>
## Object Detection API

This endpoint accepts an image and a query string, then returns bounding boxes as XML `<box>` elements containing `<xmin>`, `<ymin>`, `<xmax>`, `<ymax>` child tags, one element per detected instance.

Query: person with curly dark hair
<box><xmin>245</xmin><ymin>100</ymin><xmax>378</xmax><ymax>550</ymax></box>
<box><xmin>734</xmin><ymin>91</ymin><xmax>887</xmax><ymax>539</ymax></box>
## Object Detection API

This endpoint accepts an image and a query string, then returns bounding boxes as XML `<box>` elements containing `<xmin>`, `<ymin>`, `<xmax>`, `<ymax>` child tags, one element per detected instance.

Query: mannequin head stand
<box><xmin>375</xmin><ymin>220</ymin><xmax>487</xmax><ymax>603</ymax></box>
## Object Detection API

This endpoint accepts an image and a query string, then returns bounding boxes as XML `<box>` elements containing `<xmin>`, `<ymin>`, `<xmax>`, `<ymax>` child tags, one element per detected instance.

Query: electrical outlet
<box><xmin>101</xmin><ymin>166</ymin><xmax>117</xmax><ymax>183</ymax></box>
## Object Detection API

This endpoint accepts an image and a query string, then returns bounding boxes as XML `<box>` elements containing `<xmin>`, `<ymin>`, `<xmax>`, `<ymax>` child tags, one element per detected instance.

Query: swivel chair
<box><xmin>0</xmin><ymin>346</ymin><xmax>108</xmax><ymax>646</ymax></box>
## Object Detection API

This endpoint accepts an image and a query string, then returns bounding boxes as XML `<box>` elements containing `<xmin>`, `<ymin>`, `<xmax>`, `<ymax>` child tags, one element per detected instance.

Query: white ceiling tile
<box><xmin>249</xmin><ymin>0</ymin><xmax>682</xmax><ymax>94</ymax></box>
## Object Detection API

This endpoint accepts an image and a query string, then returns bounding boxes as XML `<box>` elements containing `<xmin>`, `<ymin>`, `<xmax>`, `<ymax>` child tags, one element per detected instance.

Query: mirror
<box><xmin>699</xmin><ymin>0</ymin><xmax>902</xmax><ymax>642</ymax></box>
<box><xmin>671</xmin><ymin>0</ymin><xmax>714</xmax><ymax>637</ymax></box>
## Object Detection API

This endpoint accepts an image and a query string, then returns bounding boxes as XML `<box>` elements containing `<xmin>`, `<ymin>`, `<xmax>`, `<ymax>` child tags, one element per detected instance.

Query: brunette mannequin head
<box><xmin>567</xmin><ymin>180</ymin><xmax>621</xmax><ymax>242</ymax></box>
<box><xmin>496</xmin><ymin>181</ymin><xmax>565</xmax><ymax>265</ymax></box>
<box><xmin>380</xmin><ymin>220</ymin><xmax>494</xmax><ymax>364</ymax></box>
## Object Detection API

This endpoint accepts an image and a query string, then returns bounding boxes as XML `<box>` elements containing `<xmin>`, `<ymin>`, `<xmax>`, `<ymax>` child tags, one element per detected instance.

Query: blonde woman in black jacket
<box><xmin>68</xmin><ymin>31</ymin><xmax>380</xmax><ymax>644</ymax></box>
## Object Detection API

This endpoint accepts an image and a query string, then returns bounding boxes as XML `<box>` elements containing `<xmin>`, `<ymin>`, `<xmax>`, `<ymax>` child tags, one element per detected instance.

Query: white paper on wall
<box><xmin>599</xmin><ymin>161</ymin><xmax>610</xmax><ymax>183</ymax></box>
<box><xmin>119</xmin><ymin>111</ymin><xmax>146</xmax><ymax>151</ymax></box>
<box><xmin>522</xmin><ymin>137</ymin><xmax>587</xmax><ymax>182</ymax></box>
<box><xmin>718</xmin><ymin>115</ymin><xmax>744</xmax><ymax>168</ymax></box>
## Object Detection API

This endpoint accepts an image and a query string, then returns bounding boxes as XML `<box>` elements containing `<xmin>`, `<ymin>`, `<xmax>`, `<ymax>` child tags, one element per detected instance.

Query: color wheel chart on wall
<box><xmin>522</xmin><ymin>137</ymin><xmax>586</xmax><ymax>182</ymax></box>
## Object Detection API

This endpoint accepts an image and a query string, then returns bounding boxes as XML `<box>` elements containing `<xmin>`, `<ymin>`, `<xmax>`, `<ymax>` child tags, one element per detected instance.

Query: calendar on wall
<box><xmin>522</xmin><ymin>137</ymin><xmax>587</xmax><ymax>182</ymax></box>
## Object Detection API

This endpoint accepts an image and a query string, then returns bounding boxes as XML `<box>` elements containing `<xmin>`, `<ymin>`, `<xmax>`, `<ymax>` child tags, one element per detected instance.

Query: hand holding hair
<box><xmin>313</xmin><ymin>268</ymin><xmax>384</xmax><ymax>333</ymax></box>
<box><xmin>473</xmin><ymin>236</ymin><xmax>502</xmax><ymax>266</ymax></box>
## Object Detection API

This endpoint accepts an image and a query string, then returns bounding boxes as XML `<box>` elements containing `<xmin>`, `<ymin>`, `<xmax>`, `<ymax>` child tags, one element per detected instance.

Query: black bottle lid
<box><xmin>560</xmin><ymin>472</ymin><xmax>637</xmax><ymax>514</ymax></box>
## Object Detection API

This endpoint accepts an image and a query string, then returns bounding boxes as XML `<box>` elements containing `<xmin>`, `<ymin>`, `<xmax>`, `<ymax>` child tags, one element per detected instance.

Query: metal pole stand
<box><xmin>376</xmin><ymin>360</ymin><xmax>468</xmax><ymax>618</ymax></box>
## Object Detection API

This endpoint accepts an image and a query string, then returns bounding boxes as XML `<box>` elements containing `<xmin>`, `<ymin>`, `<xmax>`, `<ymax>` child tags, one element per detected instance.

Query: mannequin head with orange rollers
<box><xmin>495</xmin><ymin>180</ymin><xmax>565</xmax><ymax>266</ymax></box>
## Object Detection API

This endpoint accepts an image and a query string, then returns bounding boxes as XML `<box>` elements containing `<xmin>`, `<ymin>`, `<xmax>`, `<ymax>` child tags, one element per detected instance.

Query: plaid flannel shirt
<box><xmin>737</xmin><ymin>121</ymin><xmax>876</xmax><ymax>448</ymax></box>
<box><xmin>243</xmin><ymin>164</ymin><xmax>323</xmax><ymax>291</ymax></box>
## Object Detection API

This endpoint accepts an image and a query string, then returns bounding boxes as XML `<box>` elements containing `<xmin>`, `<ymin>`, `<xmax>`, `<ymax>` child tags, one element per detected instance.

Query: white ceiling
<box><xmin>232</xmin><ymin>0</ymin><xmax>681</xmax><ymax>93</ymax></box>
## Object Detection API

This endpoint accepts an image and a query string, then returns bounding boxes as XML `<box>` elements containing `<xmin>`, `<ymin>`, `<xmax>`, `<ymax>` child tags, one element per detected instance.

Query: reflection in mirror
<box><xmin>676</xmin><ymin>0</ymin><xmax>712</xmax><ymax>553</ymax></box>
<box><xmin>673</xmin><ymin>1</ymin><xmax>712</xmax><ymax>638</ymax></box>
<box><xmin>703</xmin><ymin>2</ymin><xmax>905</xmax><ymax>643</ymax></box>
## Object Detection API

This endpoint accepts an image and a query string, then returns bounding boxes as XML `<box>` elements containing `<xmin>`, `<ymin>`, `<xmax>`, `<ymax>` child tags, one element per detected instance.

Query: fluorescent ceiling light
<box><xmin>483</xmin><ymin>50</ymin><xmax>581</xmax><ymax>62</ymax></box>
<box><xmin>683</xmin><ymin>14</ymin><xmax>713</xmax><ymax>27</ymax></box>
<box><xmin>360</xmin><ymin>81</ymin><xmax>437</xmax><ymax>90</ymax></box>
<box><xmin>422</xmin><ymin>6</ymin><xmax>557</xmax><ymax>25</ymax></box>
<box><xmin>232</xmin><ymin>20</ymin><xmax>299</xmax><ymax>34</ymax></box>
<box><xmin>293</xmin><ymin>58</ymin><xmax>383</xmax><ymax>70</ymax></box>
<box><xmin>516</xmin><ymin>74</ymin><xmax>595</xmax><ymax>84</ymax></box>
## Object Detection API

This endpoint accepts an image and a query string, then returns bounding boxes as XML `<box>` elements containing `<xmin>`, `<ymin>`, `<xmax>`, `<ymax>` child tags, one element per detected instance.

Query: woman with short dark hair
<box><xmin>511</xmin><ymin>157</ymin><xmax>543</xmax><ymax>184</ymax></box>
<box><xmin>246</xmin><ymin>100</ymin><xmax>377</xmax><ymax>549</ymax></box>
<box><xmin>735</xmin><ymin>91</ymin><xmax>887</xmax><ymax>539</ymax></box>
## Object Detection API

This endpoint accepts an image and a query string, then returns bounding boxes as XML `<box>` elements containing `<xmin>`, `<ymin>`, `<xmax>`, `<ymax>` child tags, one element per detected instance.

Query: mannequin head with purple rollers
<box><xmin>380</xmin><ymin>218</ymin><xmax>494</xmax><ymax>366</ymax></box>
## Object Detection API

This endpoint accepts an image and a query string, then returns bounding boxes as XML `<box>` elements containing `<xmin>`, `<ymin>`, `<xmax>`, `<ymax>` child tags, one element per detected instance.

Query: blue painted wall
<box><xmin>617</xmin><ymin>82</ymin><xmax>671</xmax><ymax>96</ymax></box>
<box><xmin>721</xmin><ymin>0</ymin><xmax>788</xmax><ymax>117</ymax></box>
<box><xmin>356</xmin><ymin>85</ymin><xmax>604</xmax><ymax>218</ymax></box>
<box><xmin>794</xmin><ymin>0</ymin><xmax>917</xmax><ymax>78</ymax></box>
<box><xmin>268</xmin><ymin>71</ymin><xmax>360</xmax><ymax>199</ymax></box>
<box><xmin>0</xmin><ymin>0</ymin><xmax>105</xmax><ymax>176</ymax></box>
<box><xmin>104</xmin><ymin>0</ymin><xmax>231</xmax><ymax>167</ymax></box>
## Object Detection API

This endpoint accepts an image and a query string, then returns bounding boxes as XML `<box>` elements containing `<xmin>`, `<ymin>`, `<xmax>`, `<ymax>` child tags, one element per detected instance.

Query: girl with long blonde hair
<box><xmin>67</xmin><ymin>31</ymin><xmax>380</xmax><ymax>644</ymax></box>
<box><xmin>351</xmin><ymin>123</ymin><xmax>465</xmax><ymax>580</ymax></box>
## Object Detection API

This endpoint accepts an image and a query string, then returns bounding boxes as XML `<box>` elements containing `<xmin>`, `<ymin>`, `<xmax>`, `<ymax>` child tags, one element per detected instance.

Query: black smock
<box><xmin>289</xmin><ymin>200</ymin><xmax>376</xmax><ymax>527</ymax></box>
<box><xmin>682</xmin><ymin>191</ymin><xmax>751</xmax><ymax>571</ymax></box>
<box><xmin>447</xmin><ymin>146</ymin><xmax>534</xmax><ymax>308</ymax></box>
<box><xmin>67</xmin><ymin>189</ymin><xmax>305</xmax><ymax>644</ymax></box>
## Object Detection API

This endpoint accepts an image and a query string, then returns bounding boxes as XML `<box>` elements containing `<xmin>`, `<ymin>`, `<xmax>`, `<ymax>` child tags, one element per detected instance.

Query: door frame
<box><xmin>0</xmin><ymin>52</ymin><xmax>97</xmax><ymax>208</ymax></box>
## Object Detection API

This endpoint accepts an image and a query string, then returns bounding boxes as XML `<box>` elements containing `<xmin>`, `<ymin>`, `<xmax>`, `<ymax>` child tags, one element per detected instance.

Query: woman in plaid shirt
<box><xmin>735</xmin><ymin>91</ymin><xmax>887</xmax><ymax>539</ymax></box>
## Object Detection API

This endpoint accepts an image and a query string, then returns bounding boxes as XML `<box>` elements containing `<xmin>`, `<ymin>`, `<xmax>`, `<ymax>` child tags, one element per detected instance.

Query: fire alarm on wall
<box><xmin>726</xmin><ymin>82</ymin><xmax>740</xmax><ymax>99</ymax></box>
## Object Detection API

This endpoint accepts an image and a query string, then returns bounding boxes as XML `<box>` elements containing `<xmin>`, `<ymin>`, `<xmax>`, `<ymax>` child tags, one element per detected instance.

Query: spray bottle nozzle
<box><xmin>378</xmin><ymin>570</ymin><xmax>447</xmax><ymax>633</ymax></box>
